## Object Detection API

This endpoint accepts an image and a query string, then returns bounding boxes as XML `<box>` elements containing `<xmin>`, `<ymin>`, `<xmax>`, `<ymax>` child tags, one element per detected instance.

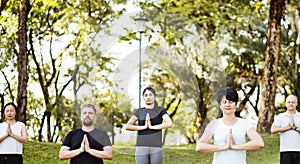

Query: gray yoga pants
<box><xmin>135</xmin><ymin>146</ymin><xmax>163</xmax><ymax>164</ymax></box>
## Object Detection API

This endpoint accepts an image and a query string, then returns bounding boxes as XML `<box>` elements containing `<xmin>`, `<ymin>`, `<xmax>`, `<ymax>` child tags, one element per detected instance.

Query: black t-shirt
<box><xmin>62</xmin><ymin>128</ymin><xmax>112</xmax><ymax>164</ymax></box>
<box><xmin>133</xmin><ymin>106</ymin><xmax>168</xmax><ymax>147</ymax></box>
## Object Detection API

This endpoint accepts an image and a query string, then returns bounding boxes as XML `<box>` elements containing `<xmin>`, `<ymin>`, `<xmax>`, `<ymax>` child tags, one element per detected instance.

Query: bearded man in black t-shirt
<box><xmin>59</xmin><ymin>104</ymin><xmax>113</xmax><ymax>164</ymax></box>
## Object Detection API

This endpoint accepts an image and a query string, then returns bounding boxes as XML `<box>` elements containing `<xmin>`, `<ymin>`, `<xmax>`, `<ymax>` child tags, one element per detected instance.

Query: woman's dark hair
<box><xmin>2</xmin><ymin>102</ymin><xmax>19</xmax><ymax>121</ymax></box>
<box><xmin>142</xmin><ymin>87</ymin><xmax>156</xmax><ymax>97</ymax></box>
<box><xmin>142</xmin><ymin>87</ymin><xmax>158</xmax><ymax>108</ymax></box>
<box><xmin>217</xmin><ymin>88</ymin><xmax>239</xmax><ymax>105</ymax></box>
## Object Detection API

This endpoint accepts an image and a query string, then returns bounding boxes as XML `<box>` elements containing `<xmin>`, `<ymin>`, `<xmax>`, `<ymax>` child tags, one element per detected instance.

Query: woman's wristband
<box><xmin>78</xmin><ymin>149</ymin><xmax>83</xmax><ymax>154</ymax></box>
<box><xmin>294</xmin><ymin>127</ymin><xmax>298</xmax><ymax>131</ymax></box>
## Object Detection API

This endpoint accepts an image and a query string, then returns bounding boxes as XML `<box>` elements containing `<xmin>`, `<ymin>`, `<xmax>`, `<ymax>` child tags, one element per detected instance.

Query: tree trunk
<box><xmin>296</xmin><ymin>72</ymin><xmax>300</xmax><ymax>112</ymax></box>
<box><xmin>235</xmin><ymin>82</ymin><xmax>258</xmax><ymax>117</ymax></box>
<box><xmin>196</xmin><ymin>77</ymin><xmax>210</xmax><ymax>139</ymax></box>
<box><xmin>46</xmin><ymin>111</ymin><xmax>52</xmax><ymax>142</ymax></box>
<box><xmin>38</xmin><ymin>114</ymin><xmax>46</xmax><ymax>141</ymax></box>
<box><xmin>0</xmin><ymin>93</ymin><xmax>4</xmax><ymax>120</ymax></box>
<box><xmin>72</xmin><ymin>64</ymin><xmax>82</xmax><ymax>130</ymax></box>
<box><xmin>163</xmin><ymin>97</ymin><xmax>181</xmax><ymax>145</ymax></box>
<box><xmin>257</xmin><ymin>0</ymin><xmax>285</xmax><ymax>133</ymax></box>
<box><xmin>17</xmin><ymin>0</ymin><xmax>30</xmax><ymax>123</ymax></box>
<box><xmin>0</xmin><ymin>0</ymin><xmax>9</xmax><ymax>14</ymax></box>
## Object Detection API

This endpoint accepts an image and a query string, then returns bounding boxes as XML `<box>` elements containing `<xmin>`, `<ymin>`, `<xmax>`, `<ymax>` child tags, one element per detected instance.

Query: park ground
<box><xmin>24</xmin><ymin>133</ymin><xmax>280</xmax><ymax>164</ymax></box>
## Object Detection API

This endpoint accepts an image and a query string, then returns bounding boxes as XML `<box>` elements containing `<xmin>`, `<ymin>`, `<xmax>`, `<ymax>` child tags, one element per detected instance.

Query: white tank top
<box><xmin>0</xmin><ymin>121</ymin><xmax>23</xmax><ymax>154</ymax></box>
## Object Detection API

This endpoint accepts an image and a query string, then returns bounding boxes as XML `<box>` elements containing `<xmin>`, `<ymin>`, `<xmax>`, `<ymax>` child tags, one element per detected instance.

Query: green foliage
<box><xmin>0</xmin><ymin>1</ymin><xmax>19</xmax><ymax>78</ymax></box>
<box><xmin>1</xmin><ymin>0</ymin><xmax>128</xmax><ymax>141</ymax></box>
<box><xmin>222</xmin><ymin>1</ymin><xmax>267</xmax><ymax>90</ymax></box>
<box><xmin>276</xmin><ymin>2</ymin><xmax>300</xmax><ymax>100</ymax></box>
<box><xmin>137</xmin><ymin>0</ymin><xmax>299</xmax><ymax>124</ymax></box>
<box><xmin>223</xmin><ymin>1</ymin><xmax>300</xmax><ymax>113</ymax></box>
<box><xmin>98</xmin><ymin>90</ymin><xmax>133</xmax><ymax>130</ymax></box>
<box><xmin>1</xmin><ymin>0</ymin><xmax>300</xmax><ymax>145</ymax></box>
<box><xmin>140</xmin><ymin>0</ymin><xmax>264</xmax><ymax>42</ymax></box>
<box><xmin>141</xmin><ymin>24</ymin><xmax>227</xmax><ymax>141</ymax></box>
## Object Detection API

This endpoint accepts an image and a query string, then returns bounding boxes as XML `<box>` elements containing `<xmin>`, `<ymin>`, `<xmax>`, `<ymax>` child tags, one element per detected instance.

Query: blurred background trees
<box><xmin>0</xmin><ymin>0</ymin><xmax>300</xmax><ymax>144</ymax></box>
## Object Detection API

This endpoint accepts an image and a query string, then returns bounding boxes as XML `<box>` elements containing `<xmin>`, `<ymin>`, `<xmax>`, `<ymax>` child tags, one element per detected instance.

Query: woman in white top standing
<box><xmin>196</xmin><ymin>88</ymin><xmax>264</xmax><ymax>164</ymax></box>
<box><xmin>0</xmin><ymin>102</ymin><xmax>28</xmax><ymax>164</ymax></box>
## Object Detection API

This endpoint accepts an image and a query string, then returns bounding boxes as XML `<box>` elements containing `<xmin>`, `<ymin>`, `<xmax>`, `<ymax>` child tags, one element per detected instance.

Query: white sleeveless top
<box><xmin>0</xmin><ymin>121</ymin><xmax>23</xmax><ymax>154</ymax></box>
<box><xmin>211</xmin><ymin>118</ymin><xmax>252</xmax><ymax>164</ymax></box>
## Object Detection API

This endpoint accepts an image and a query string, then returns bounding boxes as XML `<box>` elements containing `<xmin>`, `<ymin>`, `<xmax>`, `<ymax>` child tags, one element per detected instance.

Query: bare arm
<box><xmin>195</xmin><ymin>131</ymin><xmax>229</xmax><ymax>153</ymax></box>
<box><xmin>231</xmin><ymin>127</ymin><xmax>264</xmax><ymax>150</ymax></box>
<box><xmin>148</xmin><ymin>114</ymin><xmax>172</xmax><ymax>130</ymax></box>
<box><xmin>196</xmin><ymin>141</ymin><xmax>229</xmax><ymax>153</ymax></box>
<box><xmin>86</xmin><ymin>146</ymin><xmax>113</xmax><ymax>160</ymax></box>
<box><xmin>84</xmin><ymin>135</ymin><xmax>113</xmax><ymax>160</ymax></box>
<box><xmin>271</xmin><ymin>125</ymin><xmax>291</xmax><ymax>134</ymax></box>
<box><xmin>59</xmin><ymin>146</ymin><xmax>82</xmax><ymax>160</ymax></box>
<box><xmin>59</xmin><ymin>137</ymin><xmax>85</xmax><ymax>160</ymax></box>
<box><xmin>271</xmin><ymin>120</ymin><xmax>293</xmax><ymax>134</ymax></box>
<box><xmin>196</xmin><ymin>120</ymin><xmax>229</xmax><ymax>153</ymax></box>
<box><xmin>271</xmin><ymin>115</ymin><xmax>295</xmax><ymax>134</ymax></box>
<box><xmin>125</xmin><ymin>115</ymin><xmax>147</xmax><ymax>131</ymax></box>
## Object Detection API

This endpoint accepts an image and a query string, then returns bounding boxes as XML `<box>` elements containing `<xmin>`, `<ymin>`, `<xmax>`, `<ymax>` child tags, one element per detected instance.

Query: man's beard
<box><xmin>83</xmin><ymin>118</ymin><xmax>93</xmax><ymax>126</ymax></box>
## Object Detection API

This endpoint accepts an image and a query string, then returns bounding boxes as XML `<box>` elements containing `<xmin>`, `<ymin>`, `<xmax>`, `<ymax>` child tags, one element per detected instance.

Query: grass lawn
<box><xmin>23</xmin><ymin>133</ymin><xmax>280</xmax><ymax>164</ymax></box>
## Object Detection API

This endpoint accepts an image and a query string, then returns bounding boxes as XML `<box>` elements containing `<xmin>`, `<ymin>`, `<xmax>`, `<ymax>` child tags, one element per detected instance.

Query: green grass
<box><xmin>24</xmin><ymin>134</ymin><xmax>280</xmax><ymax>164</ymax></box>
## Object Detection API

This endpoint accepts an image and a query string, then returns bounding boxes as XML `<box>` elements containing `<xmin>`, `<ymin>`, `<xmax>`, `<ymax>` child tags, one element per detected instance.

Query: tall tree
<box><xmin>26</xmin><ymin>0</ymin><xmax>126</xmax><ymax>142</ymax></box>
<box><xmin>17</xmin><ymin>0</ymin><xmax>30</xmax><ymax>123</ymax></box>
<box><xmin>258</xmin><ymin>0</ymin><xmax>285</xmax><ymax>133</ymax></box>
<box><xmin>137</xmin><ymin>0</ymin><xmax>258</xmax><ymax>141</ymax></box>
<box><xmin>98</xmin><ymin>91</ymin><xmax>133</xmax><ymax>145</ymax></box>
<box><xmin>277</xmin><ymin>1</ymin><xmax>300</xmax><ymax>109</ymax></box>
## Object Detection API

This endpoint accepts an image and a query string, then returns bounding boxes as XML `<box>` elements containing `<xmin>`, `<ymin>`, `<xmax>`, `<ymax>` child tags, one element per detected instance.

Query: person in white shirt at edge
<box><xmin>0</xmin><ymin>102</ymin><xmax>28</xmax><ymax>164</ymax></box>
<box><xmin>271</xmin><ymin>95</ymin><xmax>300</xmax><ymax>164</ymax></box>
<box><xmin>195</xmin><ymin>88</ymin><xmax>264</xmax><ymax>164</ymax></box>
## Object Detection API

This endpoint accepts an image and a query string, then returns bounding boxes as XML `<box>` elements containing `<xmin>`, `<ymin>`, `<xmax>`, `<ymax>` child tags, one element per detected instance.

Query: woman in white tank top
<box><xmin>0</xmin><ymin>102</ymin><xmax>28</xmax><ymax>164</ymax></box>
<box><xmin>196</xmin><ymin>88</ymin><xmax>265</xmax><ymax>164</ymax></box>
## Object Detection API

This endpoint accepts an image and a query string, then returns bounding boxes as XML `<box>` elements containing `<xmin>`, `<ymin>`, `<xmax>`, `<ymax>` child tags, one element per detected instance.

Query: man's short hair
<box><xmin>81</xmin><ymin>103</ymin><xmax>96</xmax><ymax>113</ymax></box>
<box><xmin>286</xmin><ymin>95</ymin><xmax>298</xmax><ymax>104</ymax></box>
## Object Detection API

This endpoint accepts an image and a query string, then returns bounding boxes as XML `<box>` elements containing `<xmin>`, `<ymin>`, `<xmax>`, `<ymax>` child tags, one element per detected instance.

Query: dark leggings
<box><xmin>0</xmin><ymin>154</ymin><xmax>23</xmax><ymax>164</ymax></box>
<box><xmin>280</xmin><ymin>152</ymin><xmax>300</xmax><ymax>164</ymax></box>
